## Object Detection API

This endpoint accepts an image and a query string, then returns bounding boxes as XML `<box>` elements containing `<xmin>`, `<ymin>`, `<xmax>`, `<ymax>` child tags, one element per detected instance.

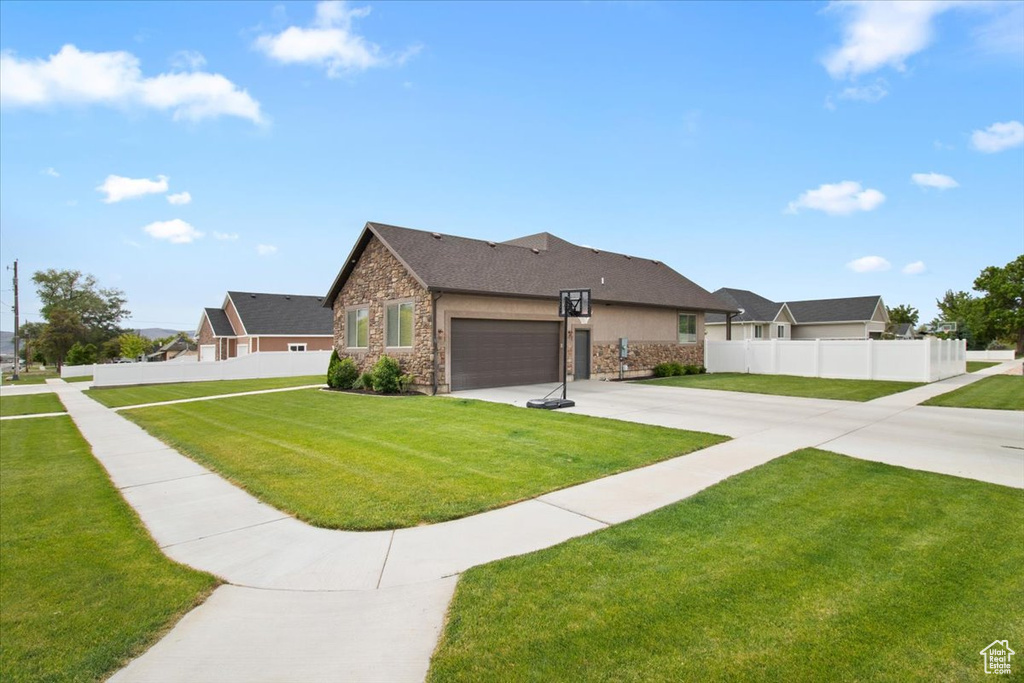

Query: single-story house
<box><xmin>323</xmin><ymin>222</ymin><xmax>736</xmax><ymax>393</ymax></box>
<box><xmin>705</xmin><ymin>288</ymin><xmax>889</xmax><ymax>340</ymax></box>
<box><xmin>196</xmin><ymin>291</ymin><xmax>334</xmax><ymax>362</ymax></box>
<box><xmin>146</xmin><ymin>335</ymin><xmax>196</xmax><ymax>362</ymax></box>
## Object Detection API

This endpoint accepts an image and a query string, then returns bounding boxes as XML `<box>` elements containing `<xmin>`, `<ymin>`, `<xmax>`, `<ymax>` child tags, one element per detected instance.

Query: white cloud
<box><xmin>786</xmin><ymin>181</ymin><xmax>885</xmax><ymax>216</ymax></box>
<box><xmin>256</xmin><ymin>243</ymin><xmax>278</xmax><ymax>255</ymax></box>
<box><xmin>822</xmin><ymin>1</ymin><xmax>960</xmax><ymax>79</ymax></box>
<box><xmin>0</xmin><ymin>44</ymin><xmax>263</xmax><ymax>124</ymax></box>
<box><xmin>847</xmin><ymin>255</ymin><xmax>891</xmax><ymax>273</ymax></box>
<box><xmin>166</xmin><ymin>191</ymin><xmax>192</xmax><ymax>205</ymax></box>
<box><xmin>902</xmin><ymin>261</ymin><xmax>926</xmax><ymax>275</ymax></box>
<box><xmin>971</xmin><ymin>120</ymin><xmax>1024</xmax><ymax>153</ymax></box>
<box><xmin>41</xmin><ymin>166</ymin><xmax>59</xmax><ymax>177</ymax></box>
<box><xmin>143</xmin><ymin>218</ymin><xmax>203</xmax><ymax>244</ymax></box>
<box><xmin>933</xmin><ymin>140</ymin><xmax>954</xmax><ymax>151</ymax></box>
<box><xmin>97</xmin><ymin>174</ymin><xmax>168</xmax><ymax>203</ymax></box>
<box><xmin>254</xmin><ymin>1</ymin><xmax>421</xmax><ymax>77</ymax></box>
<box><xmin>837</xmin><ymin>79</ymin><xmax>888</xmax><ymax>103</ymax></box>
<box><xmin>170</xmin><ymin>50</ymin><xmax>207</xmax><ymax>71</ymax></box>
<box><xmin>213</xmin><ymin>231</ymin><xmax>239</xmax><ymax>240</ymax></box>
<box><xmin>911</xmin><ymin>172</ymin><xmax>959</xmax><ymax>190</ymax></box>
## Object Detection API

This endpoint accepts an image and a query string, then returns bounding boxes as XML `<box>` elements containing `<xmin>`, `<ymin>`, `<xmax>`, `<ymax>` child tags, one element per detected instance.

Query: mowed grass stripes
<box><xmin>429</xmin><ymin>449</ymin><xmax>1024</xmax><ymax>682</ymax></box>
<box><xmin>122</xmin><ymin>390</ymin><xmax>727</xmax><ymax>530</ymax></box>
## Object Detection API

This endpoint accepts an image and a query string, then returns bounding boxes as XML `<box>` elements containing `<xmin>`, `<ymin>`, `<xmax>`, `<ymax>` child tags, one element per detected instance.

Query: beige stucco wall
<box><xmin>790</xmin><ymin>322</ymin><xmax>868</xmax><ymax>339</ymax></box>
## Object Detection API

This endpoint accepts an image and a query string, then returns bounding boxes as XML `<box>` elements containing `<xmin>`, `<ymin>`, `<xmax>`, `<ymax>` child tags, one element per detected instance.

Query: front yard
<box><xmin>0</xmin><ymin>417</ymin><xmax>216</xmax><ymax>682</ymax></box>
<box><xmin>429</xmin><ymin>449</ymin><xmax>1024</xmax><ymax>682</ymax></box>
<box><xmin>638</xmin><ymin>372</ymin><xmax>922</xmax><ymax>401</ymax></box>
<box><xmin>119</xmin><ymin>390</ymin><xmax>727</xmax><ymax>529</ymax></box>
<box><xmin>85</xmin><ymin>374</ymin><xmax>325</xmax><ymax>408</ymax></box>
<box><xmin>0</xmin><ymin>393</ymin><xmax>65</xmax><ymax>417</ymax></box>
<box><xmin>922</xmin><ymin>375</ymin><xmax>1024</xmax><ymax>411</ymax></box>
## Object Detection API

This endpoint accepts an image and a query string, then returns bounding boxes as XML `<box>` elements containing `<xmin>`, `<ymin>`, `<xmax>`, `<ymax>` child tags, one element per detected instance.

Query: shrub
<box><xmin>683</xmin><ymin>364</ymin><xmax>700</xmax><ymax>375</ymax></box>
<box><xmin>652</xmin><ymin>363</ymin><xmax>675</xmax><ymax>378</ymax></box>
<box><xmin>698</xmin><ymin>365</ymin><xmax>707</xmax><ymax>374</ymax></box>
<box><xmin>326</xmin><ymin>350</ymin><xmax>341</xmax><ymax>388</ymax></box>
<box><xmin>357</xmin><ymin>372</ymin><xmax>373</xmax><ymax>390</ymax></box>
<box><xmin>371</xmin><ymin>355</ymin><xmax>401</xmax><ymax>394</ymax></box>
<box><xmin>398</xmin><ymin>373</ymin><xmax>416</xmax><ymax>393</ymax></box>
<box><xmin>329</xmin><ymin>358</ymin><xmax>359</xmax><ymax>389</ymax></box>
<box><xmin>669</xmin><ymin>362</ymin><xmax>685</xmax><ymax>376</ymax></box>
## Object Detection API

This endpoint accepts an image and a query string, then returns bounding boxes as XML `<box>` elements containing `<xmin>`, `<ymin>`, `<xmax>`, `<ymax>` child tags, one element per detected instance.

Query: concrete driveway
<box><xmin>452</xmin><ymin>378</ymin><xmax>1024</xmax><ymax>489</ymax></box>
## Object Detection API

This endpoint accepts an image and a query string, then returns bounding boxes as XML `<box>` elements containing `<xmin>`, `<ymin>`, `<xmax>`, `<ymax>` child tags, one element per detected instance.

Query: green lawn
<box><xmin>0</xmin><ymin>417</ymin><xmax>217</xmax><ymax>682</ymax></box>
<box><xmin>429</xmin><ymin>449</ymin><xmax>1024</xmax><ymax>682</ymax></box>
<box><xmin>64</xmin><ymin>374</ymin><xmax>93</xmax><ymax>383</ymax></box>
<box><xmin>1</xmin><ymin>369</ymin><xmax>59</xmax><ymax>385</ymax></box>
<box><xmin>922</xmin><ymin>375</ymin><xmax>1024</xmax><ymax>411</ymax></box>
<box><xmin>638</xmin><ymin>372</ymin><xmax>923</xmax><ymax>401</ymax></box>
<box><xmin>123</xmin><ymin>391</ymin><xmax>727</xmax><ymax>530</ymax></box>
<box><xmin>85</xmin><ymin>374</ymin><xmax>325</xmax><ymax>408</ymax></box>
<box><xmin>967</xmin><ymin>361</ymin><xmax>1000</xmax><ymax>373</ymax></box>
<box><xmin>0</xmin><ymin>393</ymin><xmax>66</xmax><ymax>417</ymax></box>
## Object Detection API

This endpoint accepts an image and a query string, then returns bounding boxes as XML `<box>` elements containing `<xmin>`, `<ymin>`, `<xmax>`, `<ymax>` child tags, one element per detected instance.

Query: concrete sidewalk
<box><xmin>48</xmin><ymin>364</ymin><xmax>1023</xmax><ymax>682</ymax></box>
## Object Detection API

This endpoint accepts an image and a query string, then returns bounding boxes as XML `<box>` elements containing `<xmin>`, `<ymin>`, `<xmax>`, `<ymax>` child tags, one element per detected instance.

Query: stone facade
<box><xmin>333</xmin><ymin>237</ymin><xmax>435</xmax><ymax>388</ymax></box>
<box><xmin>591</xmin><ymin>340</ymin><xmax>704</xmax><ymax>380</ymax></box>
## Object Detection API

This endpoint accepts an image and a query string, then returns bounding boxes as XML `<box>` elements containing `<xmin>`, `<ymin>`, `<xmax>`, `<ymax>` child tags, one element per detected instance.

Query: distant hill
<box><xmin>134</xmin><ymin>328</ymin><xmax>185</xmax><ymax>340</ymax></box>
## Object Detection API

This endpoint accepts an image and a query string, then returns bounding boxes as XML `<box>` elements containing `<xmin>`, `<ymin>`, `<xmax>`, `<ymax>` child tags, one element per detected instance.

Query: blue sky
<box><xmin>1</xmin><ymin>0</ymin><xmax>1022</xmax><ymax>330</ymax></box>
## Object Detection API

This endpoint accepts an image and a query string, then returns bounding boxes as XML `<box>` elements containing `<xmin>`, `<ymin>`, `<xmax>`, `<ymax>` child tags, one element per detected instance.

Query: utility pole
<box><xmin>9</xmin><ymin>259</ymin><xmax>19</xmax><ymax>381</ymax></box>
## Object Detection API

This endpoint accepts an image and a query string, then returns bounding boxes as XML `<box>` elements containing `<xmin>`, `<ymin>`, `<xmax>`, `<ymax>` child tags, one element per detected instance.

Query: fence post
<box><xmin>744</xmin><ymin>339</ymin><xmax>751</xmax><ymax>374</ymax></box>
<box><xmin>866</xmin><ymin>338</ymin><xmax>874</xmax><ymax>380</ymax></box>
<box><xmin>771</xmin><ymin>339</ymin><xmax>778</xmax><ymax>374</ymax></box>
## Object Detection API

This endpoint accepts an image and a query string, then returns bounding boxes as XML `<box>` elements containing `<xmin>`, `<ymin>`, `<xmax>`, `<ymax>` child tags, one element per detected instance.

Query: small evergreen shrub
<box><xmin>683</xmin><ymin>364</ymin><xmax>700</xmax><ymax>375</ymax></box>
<box><xmin>669</xmin><ymin>362</ymin><xmax>685</xmax><ymax>376</ymax></box>
<box><xmin>371</xmin><ymin>355</ymin><xmax>401</xmax><ymax>394</ymax></box>
<box><xmin>698</xmin><ymin>365</ymin><xmax>707</xmax><ymax>374</ymax></box>
<box><xmin>326</xmin><ymin>350</ymin><xmax>341</xmax><ymax>388</ymax></box>
<box><xmin>652</xmin><ymin>363</ymin><xmax>675</xmax><ymax>378</ymax></box>
<box><xmin>330</xmin><ymin>358</ymin><xmax>359</xmax><ymax>389</ymax></box>
<box><xmin>357</xmin><ymin>372</ymin><xmax>373</xmax><ymax>390</ymax></box>
<box><xmin>398</xmin><ymin>373</ymin><xmax>416</xmax><ymax>393</ymax></box>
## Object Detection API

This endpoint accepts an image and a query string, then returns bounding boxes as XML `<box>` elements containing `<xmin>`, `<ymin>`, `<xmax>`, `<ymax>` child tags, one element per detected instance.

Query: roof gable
<box><xmin>200</xmin><ymin>307</ymin><xmax>235</xmax><ymax>337</ymax></box>
<box><xmin>787</xmin><ymin>295</ymin><xmax>884</xmax><ymax>323</ymax></box>
<box><xmin>706</xmin><ymin>288</ymin><xmax>782</xmax><ymax>324</ymax></box>
<box><xmin>325</xmin><ymin>222</ymin><xmax>736</xmax><ymax>313</ymax></box>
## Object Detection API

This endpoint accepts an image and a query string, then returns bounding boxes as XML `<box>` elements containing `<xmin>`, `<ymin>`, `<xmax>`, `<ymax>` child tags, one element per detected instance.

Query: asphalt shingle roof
<box><xmin>326</xmin><ymin>223</ymin><xmax>737</xmax><ymax>313</ymax></box>
<box><xmin>227</xmin><ymin>292</ymin><xmax>333</xmax><ymax>335</ymax></box>
<box><xmin>203</xmin><ymin>307</ymin><xmax>235</xmax><ymax>337</ymax></box>
<box><xmin>706</xmin><ymin>288</ymin><xmax>883</xmax><ymax>325</ymax></box>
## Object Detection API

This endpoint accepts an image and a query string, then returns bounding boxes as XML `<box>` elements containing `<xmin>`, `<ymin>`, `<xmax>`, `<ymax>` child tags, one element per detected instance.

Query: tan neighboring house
<box><xmin>323</xmin><ymin>222</ymin><xmax>736</xmax><ymax>393</ymax></box>
<box><xmin>196</xmin><ymin>291</ymin><xmax>334</xmax><ymax>362</ymax></box>
<box><xmin>704</xmin><ymin>288</ymin><xmax>890</xmax><ymax>341</ymax></box>
<box><xmin>146</xmin><ymin>335</ymin><xmax>197</xmax><ymax>362</ymax></box>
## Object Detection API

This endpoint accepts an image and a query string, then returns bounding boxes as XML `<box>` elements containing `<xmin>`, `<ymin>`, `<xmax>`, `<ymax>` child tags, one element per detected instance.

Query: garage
<box><xmin>450</xmin><ymin>318</ymin><xmax>560</xmax><ymax>391</ymax></box>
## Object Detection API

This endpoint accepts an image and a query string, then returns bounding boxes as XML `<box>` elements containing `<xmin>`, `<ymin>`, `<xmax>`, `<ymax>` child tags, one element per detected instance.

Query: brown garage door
<box><xmin>451</xmin><ymin>319</ymin><xmax>560</xmax><ymax>391</ymax></box>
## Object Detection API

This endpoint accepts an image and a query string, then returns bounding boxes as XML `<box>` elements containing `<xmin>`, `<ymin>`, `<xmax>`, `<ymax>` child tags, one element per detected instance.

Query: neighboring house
<box><xmin>705</xmin><ymin>288</ymin><xmax>890</xmax><ymax>341</ymax></box>
<box><xmin>323</xmin><ymin>222</ymin><xmax>736</xmax><ymax>392</ymax></box>
<box><xmin>196</xmin><ymin>291</ymin><xmax>334</xmax><ymax>362</ymax></box>
<box><xmin>892</xmin><ymin>322</ymin><xmax>917</xmax><ymax>340</ymax></box>
<box><xmin>146</xmin><ymin>335</ymin><xmax>196</xmax><ymax>362</ymax></box>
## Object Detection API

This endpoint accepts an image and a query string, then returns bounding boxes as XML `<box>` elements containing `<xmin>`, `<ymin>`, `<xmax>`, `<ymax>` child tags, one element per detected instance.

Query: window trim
<box><xmin>345</xmin><ymin>305</ymin><xmax>370</xmax><ymax>349</ymax></box>
<box><xmin>287</xmin><ymin>343</ymin><xmax>307</xmax><ymax>352</ymax></box>
<box><xmin>385</xmin><ymin>299</ymin><xmax>415</xmax><ymax>349</ymax></box>
<box><xmin>677</xmin><ymin>312</ymin><xmax>698</xmax><ymax>345</ymax></box>
<box><xmin>754</xmin><ymin>325</ymin><xmax>763</xmax><ymax>339</ymax></box>
<box><xmin>777</xmin><ymin>324</ymin><xmax>786</xmax><ymax>339</ymax></box>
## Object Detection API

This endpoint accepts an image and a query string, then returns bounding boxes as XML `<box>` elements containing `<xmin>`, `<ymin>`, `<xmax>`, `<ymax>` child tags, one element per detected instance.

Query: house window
<box><xmin>754</xmin><ymin>325</ymin><xmax>763</xmax><ymax>339</ymax></box>
<box><xmin>288</xmin><ymin>343</ymin><xmax>307</xmax><ymax>352</ymax></box>
<box><xmin>777</xmin><ymin>325</ymin><xmax>786</xmax><ymax>338</ymax></box>
<box><xmin>678</xmin><ymin>313</ymin><xmax>697</xmax><ymax>344</ymax></box>
<box><xmin>346</xmin><ymin>307</ymin><xmax>369</xmax><ymax>348</ymax></box>
<box><xmin>386</xmin><ymin>302</ymin><xmax>414</xmax><ymax>348</ymax></box>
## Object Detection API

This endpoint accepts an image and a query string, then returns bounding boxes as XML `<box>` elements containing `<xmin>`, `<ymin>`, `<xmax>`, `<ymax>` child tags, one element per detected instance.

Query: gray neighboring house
<box><xmin>705</xmin><ymin>288</ymin><xmax>890</xmax><ymax>341</ymax></box>
<box><xmin>323</xmin><ymin>222</ymin><xmax>736</xmax><ymax>392</ymax></box>
<box><xmin>196</xmin><ymin>291</ymin><xmax>334</xmax><ymax>362</ymax></box>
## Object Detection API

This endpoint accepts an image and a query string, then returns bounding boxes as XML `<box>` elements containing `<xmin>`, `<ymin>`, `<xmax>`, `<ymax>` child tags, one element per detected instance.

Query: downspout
<box><xmin>431</xmin><ymin>291</ymin><xmax>443</xmax><ymax>395</ymax></box>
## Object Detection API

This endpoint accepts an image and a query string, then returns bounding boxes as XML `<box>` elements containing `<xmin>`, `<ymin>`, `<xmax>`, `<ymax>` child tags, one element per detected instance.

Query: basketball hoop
<box><xmin>528</xmin><ymin>288</ymin><xmax>592</xmax><ymax>410</ymax></box>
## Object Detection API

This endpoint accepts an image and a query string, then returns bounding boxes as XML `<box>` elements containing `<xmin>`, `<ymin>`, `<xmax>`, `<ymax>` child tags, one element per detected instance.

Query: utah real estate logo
<box><xmin>980</xmin><ymin>640</ymin><xmax>1015</xmax><ymax>675</ymax></box>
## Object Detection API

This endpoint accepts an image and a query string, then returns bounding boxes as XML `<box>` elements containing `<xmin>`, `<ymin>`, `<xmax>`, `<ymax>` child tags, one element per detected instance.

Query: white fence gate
<box><xmin>91</xmin><ymin>350</ymin><xmax>333</xmax><ymax>387</ymax></box>
<box><xmin>705</xmin><ymin>338</ymin><xmax>965</xmax><ymax>383</ymax></box>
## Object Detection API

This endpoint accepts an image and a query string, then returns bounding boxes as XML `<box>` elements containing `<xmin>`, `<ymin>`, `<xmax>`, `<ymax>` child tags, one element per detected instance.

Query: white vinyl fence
<box><xmin>966</xmin><ymin>349</ymin><xmax>1016</xmax><ymax>361</ymax></box>
<box><xmin>61</xmin><ymin>364</ymin><xmax>96</xmax><ymax>378</ymax></box>
<box><xmin>91</xmin><ymin>350</ymin><xmax>333</xmax><ymax>387</ymax></box>
<box><xmin>705</xmin><ymin>338</ymin><xmax>966</xmax><ymax>383</ymax></box>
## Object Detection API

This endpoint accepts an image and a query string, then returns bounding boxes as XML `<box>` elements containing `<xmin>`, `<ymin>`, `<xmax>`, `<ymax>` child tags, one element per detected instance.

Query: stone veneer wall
<box><xmin>591</xmin><ymin>341</ymin><xmax>704</xmax><ymax>380</ymax></box>
<box><xmin>333</xmin><ymin>237</ymin><xmax>435</xmax><ymax>387</ymax></box>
